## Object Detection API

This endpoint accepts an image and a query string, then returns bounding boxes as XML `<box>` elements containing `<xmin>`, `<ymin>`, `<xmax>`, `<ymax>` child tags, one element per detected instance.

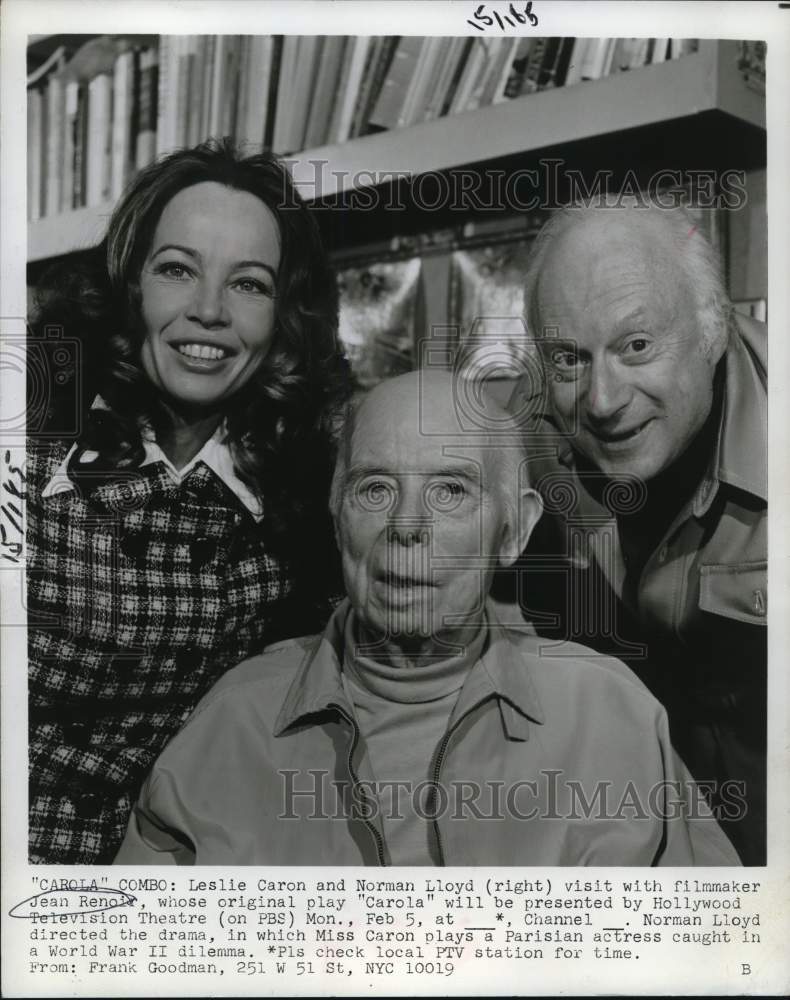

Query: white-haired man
<box><xmin>514</xmin><ymin>204</ymin><xmax>766</xmax><ymax>864</ymax></box>
<box><xmin>116</xmin><ymin>370</ymin><xmax>738</xmax><ymax>866</ymax></box>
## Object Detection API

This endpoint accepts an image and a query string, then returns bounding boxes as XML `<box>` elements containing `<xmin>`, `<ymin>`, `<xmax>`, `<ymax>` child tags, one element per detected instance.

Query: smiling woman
<box><xmin>27</xmin><ymin>140</ymin><xmax>351</xmax><ymax>864</ymax></box>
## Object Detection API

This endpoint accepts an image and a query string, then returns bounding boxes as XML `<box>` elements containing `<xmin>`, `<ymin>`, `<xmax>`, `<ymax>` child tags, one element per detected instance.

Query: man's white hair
<box><xmin>522</xmin><ymin>202</ymin><xmax>732</xmax><ymax>359</ymax></box>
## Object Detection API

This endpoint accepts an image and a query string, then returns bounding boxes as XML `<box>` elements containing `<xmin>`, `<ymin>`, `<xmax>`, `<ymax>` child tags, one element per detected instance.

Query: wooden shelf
<box><xmin>27</xmin><ymin>39</ymin><xmax>764</xmax><ymax>264</ymax></box>
<box><xmin>290</xmin><ymin>40</ymin><xmax>763</xmax><ymax>198</ymax></box>
<box><xmin>28</xmin><ymin>202</ymin><xmax>114</xmax><ymax>263</ymax></box>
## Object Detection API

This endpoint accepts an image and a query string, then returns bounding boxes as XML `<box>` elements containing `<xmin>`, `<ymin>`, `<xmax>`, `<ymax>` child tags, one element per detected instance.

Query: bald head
<box><xmin>525</xmin><ymin>204</ymin><xmax>731</xmax><ymax>358</ymax></box>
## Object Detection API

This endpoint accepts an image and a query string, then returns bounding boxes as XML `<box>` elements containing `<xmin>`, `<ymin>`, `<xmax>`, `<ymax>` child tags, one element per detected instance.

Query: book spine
<box><xmin>289</xmin><ymin>35</ymin><xmax>322</xmax><ymax>151</ymax></box>
<box><xmin>466</xmin><ymin>38</ymin><xmax>505</xmax><ymax>111</ymax></box>
<box><xmin>412</xmin><ymin>37</ymin><xmax>453</xmax><ymax>123</ymax></box>
<box><xmin>221</xmin><ymin>36</ymin><xmax>242</xmax><ymax>139</ymax></box>
<box><xmin>651</xmin><ymin>38</ymin><xmax>671</xmax><ymax>64</ymax></box>
<box><xmin>332</xmin><ymin>36</ymin><xmax>372</xmax><ymax>144</ymax></box>
<box><xmin>423</xmin><ymin>36</ymin><xmax>465</xmax><ymax>120</ymax></box>
<box><xmin>349</xmin><ymin>36</ymin><xmax>384</xmax><ymax>137</ymax></box>
<box><xmin>502</xmin><ymin>37</ymin><xmax>534</xmax><ymax>99</ymax></box>
<box><xmin>156</xmin><ymin>35</ymin><xmax>172</xmax><ymax>154</ymax></box>
<box><xmin>263</xmin><ymin>36</ymin><xmax>283</xmax><ymax>151</ymax></box>
<box><xmin>28</xmin><ymin>88</ymin><xmax>43</xmax><ymax>221</ymax></box>
<box><xmin>45</xmin><ymin>74</ymin><xmax>65</xmax><ymax>216</ymax></box>
<box><xmin>135</xmin><ymin>47</ymin><xmax>158</xmax><ymax>170</ymax></box>
<box><xmin>240</xmin><ymin>34</ymin><xmax>273</xmax><ymax>152</ymax></box>
<box><xmin>186</xmin><ymin>35</ymin><xmax>206</xmax><ymax>146</ymax></box>
<box><xmin>174</xmin><ymin>36</ymin><xmax>193</xmax><ymax>148</ymax></box>
<box><xmin>579</xmin><ymin>37</ymin><xmax>611</xmax><ymax>80</ymax></box>
<box><xmin>439</xmin><ymin>37</ymin><xmax>474</xmax><ymax>116</ymax></box>
<box><xmin>627</xmin><ymin>38</ymin><xmax>650</xmax><ymax>69</ymax></box>
<box><xmin>272</xmin><ymin>35</ymin><xmax>299</xmax><ymax>152</ymax></box>
<box><xmin>199</xmin><ymin>35</ymin><xmax>216</xmax><ymax>139</ymax></box>
<box><xmin>60</xmin><ymin>79</ymin><xmax>79</xmax><ymax>212</ymax></box>
<box><xmin>303</xmin><ymin>35</ymin><xmax>346</xmax><ymax>148</ymax></box>
<box><xmin>519</xmin><ymin>36</ymin><xmax>548</xmax><ymax>94</ymax></box>
<box><xmin>72</xmin><ymin>83</ymin><xmax>89</xmax><ymax>208</ymax></box>
<box><xmin>86</xmin><ymin>73</ymin><xmax>112</xmax><ymax>206</ymax></box>
<box><xmin>111</xmin><ymin>49</ymin><xmax>135</xmax><ymax>200</ymax></box>
<box><xmin>368</xmin><ymin>36</ymin><xmax>424</xmax><ymax>130</ymax></box>
<box><xmin>357</xmin><ymin>35</ymin><xmax>398</xmax><ymax>132</ymax></box>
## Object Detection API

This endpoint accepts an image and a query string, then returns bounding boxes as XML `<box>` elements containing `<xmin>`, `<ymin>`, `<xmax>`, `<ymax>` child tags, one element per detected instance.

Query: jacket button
<box><xmin>753</xmin><ymin>589</ymin><xmax>766</xmax><ymax>616</ymax></box>
<box><xmin>658</xmin><ymin>545</ymin><xmax>668</xmax><ymax>563</ymax></box>
<box><xmin>120</xmin><ymin>534</ymin><xmax>148</xmax><ymax>561</ymax></box>
<box><xmin>191</xmin><ymin>537</ymin><xmax>217</xmax><ymax>570</ymax></box>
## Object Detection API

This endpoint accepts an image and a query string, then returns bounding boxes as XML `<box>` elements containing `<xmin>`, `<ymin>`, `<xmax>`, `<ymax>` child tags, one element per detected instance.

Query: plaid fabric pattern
<box><xmin>27</xmin><ymin>441</ymin><xmax>298</xmax><ymax>864</ymax></box>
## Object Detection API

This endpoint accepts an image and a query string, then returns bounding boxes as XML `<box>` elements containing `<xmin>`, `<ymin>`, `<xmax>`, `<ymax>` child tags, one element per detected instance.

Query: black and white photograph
<box><xmin>2</xmin><ymin>0</ymin><xmax>788</xmax><ymax>996</ymax></box>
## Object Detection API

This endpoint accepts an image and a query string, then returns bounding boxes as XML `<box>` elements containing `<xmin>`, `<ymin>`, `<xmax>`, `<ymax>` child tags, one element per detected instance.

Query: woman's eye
<box><xmin>233</xmin><ymin>277</ymin><xmax>271</xmax><ymax>296</ymax></box>
<box><xmin>156</xmin><ymin>262</ymin><xmax>191</xmax><ymax>280</ymax></box>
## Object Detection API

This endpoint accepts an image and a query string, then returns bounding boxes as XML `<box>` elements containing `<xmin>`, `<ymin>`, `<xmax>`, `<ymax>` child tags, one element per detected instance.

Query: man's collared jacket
<box><xmin>115</xmin><ymin>602</ymin><xmax>739</xmax><ymax>866</ymax></box>
<box><xmin>513</xmin><ymin>318</ymin><xmax>767</xmax><ymax>864</ymax></box>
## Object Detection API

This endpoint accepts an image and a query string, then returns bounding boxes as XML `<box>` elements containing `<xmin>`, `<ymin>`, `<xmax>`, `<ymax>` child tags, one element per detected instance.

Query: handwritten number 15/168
<box><xmin>468</xmin><ymin>2</ymin><xmax>539</xmax><ymax>31</ymax></box>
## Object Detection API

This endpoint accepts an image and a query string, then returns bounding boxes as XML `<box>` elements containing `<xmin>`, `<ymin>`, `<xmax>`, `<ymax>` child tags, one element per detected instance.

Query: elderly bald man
<box><xmin>116</xmin><ymin>370</ymin><xmax>738</xmax><ymax>866</ymax></box>
<box><xmin>515</xmin><ymin>204</ymin><xmax>766</xmax><ymax>864</ymax></box>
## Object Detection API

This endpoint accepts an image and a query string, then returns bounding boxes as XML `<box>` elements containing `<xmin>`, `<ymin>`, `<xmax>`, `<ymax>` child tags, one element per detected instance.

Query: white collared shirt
<box><xmin>42</xmin><ymin>398</ymin><xmax>263</xmax><ymax>521</ymax></box>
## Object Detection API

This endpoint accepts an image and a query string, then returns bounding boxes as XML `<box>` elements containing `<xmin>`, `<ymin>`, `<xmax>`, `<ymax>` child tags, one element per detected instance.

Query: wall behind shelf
<box><xmin>727</xmin><ymin>168</ymin><xmax>767</xmax><ymax>303</ymax></box>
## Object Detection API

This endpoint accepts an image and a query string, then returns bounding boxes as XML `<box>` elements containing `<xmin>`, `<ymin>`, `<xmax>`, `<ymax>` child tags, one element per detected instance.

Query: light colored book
<box><xmin>199</xmin><ymin>35</ymin><xmax>216</xmax><ymax>140</ymax></box>
<box><xmin>449</xmin><ymin>37</ymin><xmax>490</xmax><ymax>114</ymax></box>
<box><xmin>291</xmin><ymin>35</ymin><xmax>322</xmax><ymax>151</ymax></box>
<box><xmin>156</xmin><ymin>35</ymin><xmax>179</xmax><ymax>154</ymax></box>
<box><xmin>368</xmin><ymin>36</ymin><xmax>423</xmax><ymax>130</ymax></box>
<box><xmin>220</xmin><ymin>36</ymin><xmax>242</xmax><ymax>138</ymax></box>
<box><xmin>45</xmin><ymin>72</ymin><xmax>65</xmax><ymax>216</ymax></box>
<box><xmin>86</xmin><ymin>72</ymin><xmax>112</xmax><ymax>206</ymax></box>
<box><xmin>61</xmin><ymin>78</ymin><xmax>79</xmax><ymax>210</ymax></box>
<box><xmin>303</xmin><ymin>35</ymin><xmax>346</xmax><ymax>148</ymax></box>
<box><xmin>490</xmin><ymin>38</ymin><xmax>523</xmax><ymax>103</ymax></box>
<box><xmin>28</xmin><ymin>88</ymin><xmax>44</xmax><ymax>220</ymax></box>
<box><xmin>423</xmin><ymin>36</ymin><xmax>468</xmax><ymax>120</ymax></box>
<box><xmin>651</xmin><ymin>38</ymin><xmax>671</xmax><ymax>63</ymax></box>
<box><xmin>186</xmin><ymin>35</ymin><xmax>207</xmax><ymax>147</ymax></box>
<box><xmin>465</xmin><ymin>38</ymin><xmax>506</xmax><ymax>111</ymax></box>
<box><xmin>410</xmin><ymin>37</ymin><xmax>453</xmax><ymax>123</ymax></box>
<box><xmin>330</xmin><ymin>35</ymin><xmax>372</xmax><ymax>144</ymax></box>
<box><xmin>272</xmin><ymin>35</ymin><xmax>299</xmax><ymax>152</ymax></box>
<box><xmin>627</xmin><ymin>38</ymin><xmax>651</xmax><ymax>69</ymax></box>
<box><xmin>110</xmin><ymin>49</ymin><xmax>135</xmax><ymax>199</ymax></box>
<box><xmin>564</xmin><ymin>38</ymin><xmax>589</xmax><ymax>86</ymax></box>
<box><xmin>580</xmin><ymin>38</ymin><xmax>616</xmax><ymax>80</ymax></box>
<box><xmin>239</xmin><ymin>35</ymin><xmax>274</xmax><ymax>152</ymax></box>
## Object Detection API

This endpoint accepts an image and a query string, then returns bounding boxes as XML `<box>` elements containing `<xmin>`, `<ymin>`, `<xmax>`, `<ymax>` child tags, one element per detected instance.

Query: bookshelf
<box><xmin>28</xmin><ymin>36</ymin><xmax>765</xmax><ymax>312</ymax></box>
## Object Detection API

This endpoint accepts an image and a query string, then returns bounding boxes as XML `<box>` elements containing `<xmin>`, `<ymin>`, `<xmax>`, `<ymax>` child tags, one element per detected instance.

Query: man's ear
<box><xmin>498</xmin><ymin>487</ymin><xmax>543</xmax><ymax>567</ymax></box>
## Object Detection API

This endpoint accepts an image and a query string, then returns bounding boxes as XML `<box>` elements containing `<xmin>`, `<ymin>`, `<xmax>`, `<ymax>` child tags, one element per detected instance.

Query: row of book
<box><xmin>27</xmin><ymin>34</ymin><xmax>699</xmax><ymax>222</ymax></box>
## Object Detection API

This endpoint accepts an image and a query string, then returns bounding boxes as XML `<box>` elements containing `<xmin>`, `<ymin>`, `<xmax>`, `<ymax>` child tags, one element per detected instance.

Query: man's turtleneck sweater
<box><xmin>341</xmin><ymin>612</ymin><xmax>487</xmax><ymax>865</ymax></box>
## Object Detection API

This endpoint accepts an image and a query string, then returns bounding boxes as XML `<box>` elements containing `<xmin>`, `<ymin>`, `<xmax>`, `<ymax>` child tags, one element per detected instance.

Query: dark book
<box><xmin>72</xmin><ymin>83</ymin><xmax>89</xmax><ymax>208</ymax></box>
<box><xmin>263</xmin><ymin>36</ymin><xmax>283</xmax><ymax>152</ymax></box>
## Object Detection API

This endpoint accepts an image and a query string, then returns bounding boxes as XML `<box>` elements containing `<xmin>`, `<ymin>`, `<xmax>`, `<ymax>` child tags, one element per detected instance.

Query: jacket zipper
<box><xmin>429</xmin><ymin>730</ymin><xmax>454</xmax><ymax>866</ymax></box>
<box><xmin>330</xmin><ymin>703</ymin><xmax>387</xmax><ymax>866</ymax></box>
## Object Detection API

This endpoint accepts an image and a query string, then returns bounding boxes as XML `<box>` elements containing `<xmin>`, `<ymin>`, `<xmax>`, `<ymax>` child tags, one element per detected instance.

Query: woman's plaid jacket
<box><xmin>27</xmin><ymin>439</ymin><xmax>313</xmax><ymax>864</ymax></box>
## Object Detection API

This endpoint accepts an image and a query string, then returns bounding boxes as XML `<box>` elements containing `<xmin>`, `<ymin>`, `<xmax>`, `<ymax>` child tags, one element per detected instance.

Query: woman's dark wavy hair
<box><xmin>33</xmin><ymin>138</ymin><xmax>350</xmax><ymax>566</ymax></box>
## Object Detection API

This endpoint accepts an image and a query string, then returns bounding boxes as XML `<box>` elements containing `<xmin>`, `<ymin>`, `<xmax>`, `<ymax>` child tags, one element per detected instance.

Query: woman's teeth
<box><xmin>177</xmin><ymin>343</ymin><xmax>227</xmax><ymax>360</ymax></box>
